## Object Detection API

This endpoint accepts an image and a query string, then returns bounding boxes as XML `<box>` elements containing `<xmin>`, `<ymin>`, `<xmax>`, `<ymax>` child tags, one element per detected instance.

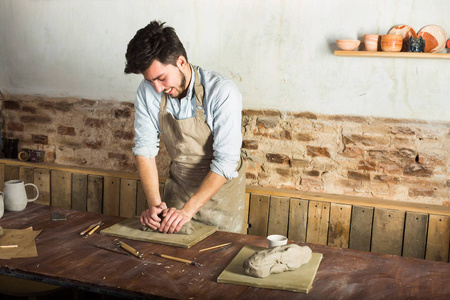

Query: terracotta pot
<box><xmin>336</xmin><ymin>40</ymin><xmax>361</xmax><ymax>51</ymax></box>
<box><xmin>364</xmin><ymin>34</ymin><xmax>380</xmax><ymax>51</ymax></box>
<box><xmin>381</xmin><ymin>34</ymin><xmax>403</xmax><ymax>52</ymax></box>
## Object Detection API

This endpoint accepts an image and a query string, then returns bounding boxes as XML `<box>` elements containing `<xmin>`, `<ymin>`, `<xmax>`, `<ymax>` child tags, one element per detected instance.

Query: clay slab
<box><xmin>100</xmin><ymin>216</ymin><xmax>217</xmax><ymax>248</ymax></box>
<box><xmin>217</xmin><ymin>245</ymin><xmax>323</xmax><ymax>293</ymax></box>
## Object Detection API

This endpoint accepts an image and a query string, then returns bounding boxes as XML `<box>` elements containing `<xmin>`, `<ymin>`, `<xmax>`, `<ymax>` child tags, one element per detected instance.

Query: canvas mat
<box><xmin>217</xmin><ymin>245</ymin><xmax>323</xmax><ymax>293</ymax></box>
<box><xmin>100</xmin><ymin>216</ymin><xmax>217</xmax><ymax>248</ymax></box>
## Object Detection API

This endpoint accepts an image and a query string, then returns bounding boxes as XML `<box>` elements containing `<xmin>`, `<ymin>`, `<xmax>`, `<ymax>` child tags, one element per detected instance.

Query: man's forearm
<box><xmin>136</xmin><ymin>155</ymin><xmax>161</xmax><ymax>207</ymax></box>
<box><xmin>182</xmin><ymin>171</ymin><xmax>227</xmax><ymax>217</ymax></box>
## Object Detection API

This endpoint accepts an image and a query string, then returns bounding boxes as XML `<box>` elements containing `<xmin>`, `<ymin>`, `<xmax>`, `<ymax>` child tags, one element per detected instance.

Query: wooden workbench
<box><xmin>0</xmin><ymin>203</ymin><xmax>449</xmax><ymax>299</ymax></box>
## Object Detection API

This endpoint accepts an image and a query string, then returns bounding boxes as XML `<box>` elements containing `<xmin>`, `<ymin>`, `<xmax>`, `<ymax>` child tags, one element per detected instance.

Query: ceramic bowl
<box><xmin>418</xmin><ymin>25</ymin><xmax>447</xmax><ymax>53</ymax></box>
<box><xmin>267</xmin><ymin>235</ymin><xmax>288</xmax><ymax>248</ymax></box>
<box><xmin>388</xmin><ymin>25</ymin><xmax>417</xmax><ymax>51</ymax></box>
<box><xmin>336</xmin><ymin>40</ymin><xmax>361</xmax><ymax>51</ymax></box>
<box><xmin>381</xmin><ymin>34</ymin><xmax>403</xmax><ymax>52</ymax></box>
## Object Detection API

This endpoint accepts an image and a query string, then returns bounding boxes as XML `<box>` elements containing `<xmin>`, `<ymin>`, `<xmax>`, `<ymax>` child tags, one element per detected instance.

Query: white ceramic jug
<box><xmin>3</xmin><ymin>180</ymin><xmax>39</xmax><ymax>212</ymax></box>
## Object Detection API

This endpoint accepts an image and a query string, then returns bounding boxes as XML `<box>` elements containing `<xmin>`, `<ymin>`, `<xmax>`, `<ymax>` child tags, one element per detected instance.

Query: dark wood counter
<box><xmin>0</xmin><ymin>203</ymin><xmax>449</xmax><ymax>299</ymax></box>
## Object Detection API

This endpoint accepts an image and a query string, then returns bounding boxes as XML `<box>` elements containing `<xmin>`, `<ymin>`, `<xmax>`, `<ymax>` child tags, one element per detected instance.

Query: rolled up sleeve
<box><xmin>209</xmin><ymin>80</ymin><xmax>243</xmax><ymax>180</ymax></box>
<box><xmin>133</xmin><ymin>81</ymin><xmax>161</xmax><ymax>159</ymax></box>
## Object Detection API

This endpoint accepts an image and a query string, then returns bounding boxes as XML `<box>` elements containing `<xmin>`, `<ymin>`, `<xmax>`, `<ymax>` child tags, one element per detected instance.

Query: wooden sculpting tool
<box><xmin>151</xmin><ymin>252</ymin><xmax>202</xmax><ymax>267</ymax></box>
<box><xmin>0</xmin><ymin>245</ymin><xmax>19</xmax><ymax>249</ymax></box>
<box><xmin>199</xmin><ymin>242</ymin><xmax>232</xmax><ymax>252</ymax></box>
<box><xmin>116</xmin><ymin>240</ymin><xmax>144</xmax><ymax>259</ymax></box>
<box><xmin>80</xmin><ymin>221</ymin><xmax>103</xmax><ymax>236</ymax></box>
<box><xmin>83</xmin><ymin>224</ymin><xmax>102</xmax><ymax>238</ymax></box>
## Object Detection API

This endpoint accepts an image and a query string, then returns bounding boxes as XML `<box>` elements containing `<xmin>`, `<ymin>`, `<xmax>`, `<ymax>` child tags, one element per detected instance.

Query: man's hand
<box><xmin>159</xmin><ymin>207</ymin><xmax>192</xmax><ymax>234</ymax></box>
<box><xmin>140</xmin><ymin>202</ymin><xmax>168</xmax><ymax>230</ymax></box>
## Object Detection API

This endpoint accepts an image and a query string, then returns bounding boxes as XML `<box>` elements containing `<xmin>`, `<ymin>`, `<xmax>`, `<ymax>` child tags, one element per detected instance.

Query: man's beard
<box><xmin>179</xmin><ymin>68</ymin><xmax>186</xmax><ymax>91</ymax></box>
<box><xmin>172</xmin><ymin>67</ymin><xmax>187</xmax><ymax>99</ymax></box>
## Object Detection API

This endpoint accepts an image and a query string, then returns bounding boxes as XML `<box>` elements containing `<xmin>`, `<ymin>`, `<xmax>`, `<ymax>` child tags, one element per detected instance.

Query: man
<box><xmin>124</xmin><ymin>21</ymin><xmax>246</xmax><ymax>234</ymax></box>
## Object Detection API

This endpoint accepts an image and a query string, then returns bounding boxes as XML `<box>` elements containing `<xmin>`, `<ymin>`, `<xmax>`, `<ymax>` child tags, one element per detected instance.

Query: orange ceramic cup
<box><xmin>381</xmin><ymin>34</ymin><xmax>403</xmax><ymax>52</ymax></box>
<box><xmin>364</xmin><ymin>34</ymin><xmax>380</xmax><ymax>51</ymax></box>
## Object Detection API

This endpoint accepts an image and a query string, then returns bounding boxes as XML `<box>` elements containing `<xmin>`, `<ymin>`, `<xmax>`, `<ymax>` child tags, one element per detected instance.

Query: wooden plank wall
<box><xmin>1</xmin><ymin>162</ymin><xmax>449</xmax><ymax>263</ymax></box>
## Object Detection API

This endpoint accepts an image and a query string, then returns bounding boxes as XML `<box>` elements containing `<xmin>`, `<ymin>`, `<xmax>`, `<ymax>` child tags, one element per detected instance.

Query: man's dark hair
<box><xmin>124</xmin><ymin>21</ymin><xmax>188</xmax><ymax>74</ymax></box>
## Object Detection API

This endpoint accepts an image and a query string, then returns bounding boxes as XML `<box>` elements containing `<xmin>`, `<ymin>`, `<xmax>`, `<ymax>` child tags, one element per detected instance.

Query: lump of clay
<box><xmin>141</xmin><ymin>221</ymin><xmax>194</xmax><ymax>235</ymax></box>
<box><xmin>242</xmin><ymin>244</ymin><xmax>312</xmax><ymax>278</ymax></box>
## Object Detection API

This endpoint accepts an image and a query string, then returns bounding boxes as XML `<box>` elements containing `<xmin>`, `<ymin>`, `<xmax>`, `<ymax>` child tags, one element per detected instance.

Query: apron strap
<box><xmin>193</xmin><ymin>67</ymin><xmax>204</xmax><ymax>109</ymax></box>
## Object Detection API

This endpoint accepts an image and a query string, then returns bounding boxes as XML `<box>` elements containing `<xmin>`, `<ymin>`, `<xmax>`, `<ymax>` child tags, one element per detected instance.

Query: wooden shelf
<box><xmin>334</xmin><ymin>50</ymin><xmax>450</xmax><ymax>59</ymax></box>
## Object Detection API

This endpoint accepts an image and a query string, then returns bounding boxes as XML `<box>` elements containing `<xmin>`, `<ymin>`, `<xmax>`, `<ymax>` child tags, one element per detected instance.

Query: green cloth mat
<box><xmin>217</xmin><ymin>245</ymin><xmax>323</xmax><ymax>293</ymax></box>
<box><xmin>100</xmin><ymin>216</ymin><xmax>217</xmax><ymax>248</ymax></box>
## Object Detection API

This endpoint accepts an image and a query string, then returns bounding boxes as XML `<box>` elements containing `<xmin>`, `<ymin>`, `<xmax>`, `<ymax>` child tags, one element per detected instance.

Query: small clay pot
<box><xmin>381</xmin><ymin>34</ymin><xmax>403</xmax><ymax>52</ymax></box>
<box><xmin>364</xmin><ymin>34</ymin><xmax>380</xmax><ymax>51</ymax></box>
<box><xmin>336</xmin><ymin>39</ymin><xmax>361</xmax><ymax>51</ymax></box>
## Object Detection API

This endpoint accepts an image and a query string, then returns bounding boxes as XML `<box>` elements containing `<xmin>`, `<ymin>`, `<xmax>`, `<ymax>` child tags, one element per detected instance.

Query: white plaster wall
<box><xmin>0</xmin><ymin>0</ymin><xmax>449</xmax><ymax>121</ymax></box>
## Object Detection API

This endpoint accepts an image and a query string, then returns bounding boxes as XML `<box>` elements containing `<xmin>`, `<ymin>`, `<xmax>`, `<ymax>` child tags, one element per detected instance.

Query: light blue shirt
<box><xmin>133</xmin><ymin>65</ymin><xmax>243</xmax><ymax>180</ymax></box>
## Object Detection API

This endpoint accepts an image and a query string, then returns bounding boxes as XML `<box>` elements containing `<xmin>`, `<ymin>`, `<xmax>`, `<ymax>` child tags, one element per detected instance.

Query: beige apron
<box><xmin>159</xmin><ymin>67</ymin><xmax>246</xmax><ymax>233</ymax></box>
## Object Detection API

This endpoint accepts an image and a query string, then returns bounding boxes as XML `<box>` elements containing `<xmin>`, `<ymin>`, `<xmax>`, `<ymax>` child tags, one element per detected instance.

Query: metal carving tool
<box><xmin>116</xmin><ymin>240</ymin><xmax>144</xmax><ymax>259</ymax></box>
<box><xmin>92</xmin><ymin>244</ymin><xmax>130</xmax><ymax>256</ymax></box>
<box><xmin>211</xmin><ymin>243</ymin><xmax>232</xmax><ymax>253</ymax></box>
<box><xmin>51</xmin><ymin>212</ymin><xmax>66</xmax><ymax>221</ymax></box>
<box><xmin>151</xmin><ymin>252</ymin><xmax>202</xmax><ymax>267</ymax></box>
<box><xmin>80</xmin><ymin>221</ymin><xmax>103</xmax><ymax>236</ymax></box>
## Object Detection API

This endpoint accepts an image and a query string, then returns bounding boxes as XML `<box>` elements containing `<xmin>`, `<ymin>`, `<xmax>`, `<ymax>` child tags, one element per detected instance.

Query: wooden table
<box><xmin>1</xmin><ymin>203</ymin><xmax>449</xmax><ymax>299</ymax></box>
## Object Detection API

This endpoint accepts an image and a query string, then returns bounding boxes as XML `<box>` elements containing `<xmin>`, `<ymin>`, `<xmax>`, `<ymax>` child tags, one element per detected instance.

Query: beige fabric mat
<box><xmin>100</xmin><ymin>216</ymin><xmax>217</xmax><ymax>248</ymax></box>
<box><xmin>0</xmin><ymin>228</ymin><xmax>41</xmax><ymax>259</ymax></box>
<box><xmin>217</xmin><ymin>245</ymin><xmax>323</xmax><ymax>293</ymax></box>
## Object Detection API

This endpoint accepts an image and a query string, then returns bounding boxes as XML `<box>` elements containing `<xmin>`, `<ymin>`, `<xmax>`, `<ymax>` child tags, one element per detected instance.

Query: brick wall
<box><xmin>1</xmin><ymin>94</ymin><xmax>449</xmax><ymax>206</ymax></box>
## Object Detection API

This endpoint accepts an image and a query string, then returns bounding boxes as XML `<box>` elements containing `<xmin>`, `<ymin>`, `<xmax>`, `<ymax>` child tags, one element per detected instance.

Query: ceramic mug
<box><xmin>3</xmin><ymin>180</ymin><xmax>39</xmax><ymax>212</ymax></box>
<box><xmin>0</xmin><ymin>192</ymin><xmax>4</xmax><ymax>219</ymax></box>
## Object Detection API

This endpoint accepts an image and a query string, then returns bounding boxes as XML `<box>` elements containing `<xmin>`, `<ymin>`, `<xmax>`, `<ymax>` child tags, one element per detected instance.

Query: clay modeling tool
<box><xmin>83</xmin><ymin>223</ymin><xmax>103</xmax><ymax>238</ymax></box>
<box><xmin>0</xmin><ymin>245</ymin><xmax>19</xmax><ymax>249</ymax></box>
<box><xmin>199</xmin><ymin>242</ymin><xmax>232</xmax><ymax>252</ymax></box>
<box><xmin>92</xmin><ymin>244</ymin><xmax>130</xmax><ymax>256</ymax></box>
<box><xmin>116</xmin><ymin>240</ymin><xmax>144</xmax><ymax>259</ymax></box>
<box><xmin>80</xmin><ymin>221</ymin><xmax>103</xmax><ymax>236</ymax></box>
<box><xmin>151</xmin><ymin>252</ymin><xmax>202</xmax><ymax>267</ymax></box>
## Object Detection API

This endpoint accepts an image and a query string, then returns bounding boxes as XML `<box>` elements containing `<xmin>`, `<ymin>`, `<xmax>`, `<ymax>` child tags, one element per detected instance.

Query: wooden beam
<box><xmin>328</xmin><ymin>203</ymin><xmax>351</xmax><ymax>248</ymax></box>
<box><xmin>306</xmin><ymin>201</ymin><xmax>330</xmax><ymax>245</ymax></box>
<box><xmin>87</xmin><ymin>175</ymin><xmax>103</xmax><ymax>213</ymax></box>
<box><xmin>267</xmin><ymin>196</ymin><xmax>290</xmax><ymax>237</ymax></box>
<box><xmin>51</xmin><ymin>170</ymin><xmax>72</xmax><ymax>208</ymax></box>
<box><xmin>72</xmin><ymin>173</ymin><xmax>88</xmax><ymax>211</ymax></box>
<box><xmin>403</xmin><ymin>212</ymin><xmax>428</xmax><ymax>259</ymax></box>
<box><xmin>425</xmin><ymin>215</ymin><xmax>450</xmax><ymax>262</ymax></box>
<box><xmin>103</xmin><ymin>177</ymin><xmax>120</xmax><ymax>216</ymax></box>
<box><xmin>0</xmin><ymin>164</ymin><xmax>4</xmax><ymax>190</ymax></box>
<box><xmin>119</xmin><ymin>178</ymin><xmax>137</xmax><ymax>218</ymax></box>
<box><xmin>19</xmin><ymin>166</ymin><xmax>35</xmax><ymax>199</ymax></box>
<box><xmin>349</xmin><ymin>206</ymin><xmax>374</xmax><ymax>252</ymax></box>
<box><xmin>288</xmin><ymin>198</ymin><xmax>308</xmax><ymax>243</ymax></box>
<box><xmin>242</xmin><ymin>193</ymin><xmax>250</xmax><ymax>234</ymax></box>
<box><xmin>248</xmin><ymin>193</ymin><xmax>270</xmax><ymax>237</ymax></box>
<box><xmin>34</xmin><ymin>169</ymin><xmax>51</xmax><ymax>206</ymax></box>
<box><xmin>4</xmin><ymin>164</ymin><xmax>19</xmax><ymax>182</ymax></box>
<box><xmin>371</xmin><ymin>208</ymin><xmax>405</xmax><ymax>256</ymax></box>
